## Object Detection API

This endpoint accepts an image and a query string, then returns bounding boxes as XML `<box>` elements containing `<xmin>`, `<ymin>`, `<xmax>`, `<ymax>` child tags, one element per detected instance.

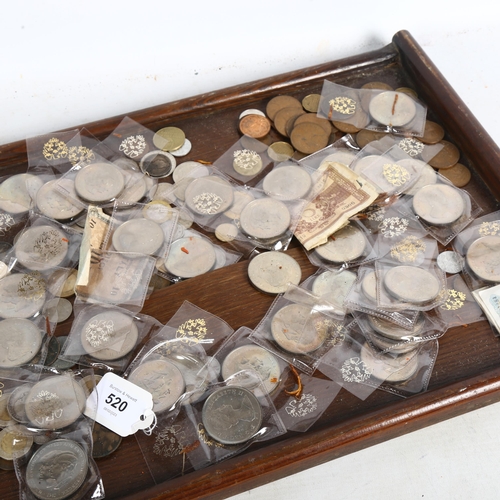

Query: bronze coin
<box><xmin>424</xmin><ymin>140</ymin><xmax>460</xmax><ymax>169</ymax></box>
<box><xmin>332</xmin><ymin>120</ymin><xmax>361</xmax><ymax>134</ymax></box>
<box><xmin>92</xmin><ymin>422</ymin><xmax>123</xmax><ymax>458</ymax></box>
<box><xmin>421</xmin><ymin>120</ymin><xmax>445</xmax><ymax>145</ymax></box>
<box><xmin>290</xmin><ymin>122</ymin><xmax>329</xmax><ymax>154</ymax></box>
<box><xmin>273</xmin><ymin>106</ymin><xmax>306</xmax><ymax>137</ymax></box>
<box><xmin>438</xmin><ymin>162</ymin><xmax>471</xmax><ymax>187</ymax></box>
<box><xmin>361</xmin><ymin>81</ymin><xmax>393</xmax><ymax>91</ymax></box>
<box><xmin>268</xmin><ymin>142</ymin><xmax>294</xmax><ymax>162</ymax></box>
<box><xmin>395</xmin><ymin>87</ymin><xmax>418</xmax><ymax>99</ymax></box>
<box><xmin>355</xmin><ymin>129</ymin><xmax>388</xmax><ymax>148</ymax></box>
<box><xmin>266</xmin><ymin>95</ymin><xmax>302</xmax><ymax>121</ymax></box>
<box><xmin>302</xmin><ymin>94</ymin><xmax>321</xmax><ymax>113</ymax></box>
<box><xmin>293</xmin><ymin>113</ymin><xmax>332</xmax><ymax>136</ymax></box>
<box><xmin>239</xmin><ymin>114</ymin><xmax>271</xmax><ymax>139</ymax></box>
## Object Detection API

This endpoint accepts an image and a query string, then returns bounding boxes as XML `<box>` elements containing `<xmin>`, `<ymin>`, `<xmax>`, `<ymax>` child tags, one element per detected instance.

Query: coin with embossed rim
<box><xmin>140</xmin><ymin>150</ymin><xmax>176</xmax><ymax>178</ymax></box>
<box><xmin>361</xmin><ymin>270</ymin><xmax>378</xmax><ymax>303</ymax></box>
<box><xmin>367</xmin><ymin>313</ymin><xmax>425</xmax><ymax>341</ymax></box>
<box><xmin>0</xmin><ymin>174</ymin><xmax>44</xmax><ymax>214</ymax></box>
<box><xmin>0</xmin><ymin>424</ymin><xmax>33</xmax><ymax>461</ymax></box>
<box><xmin>311</xmin><ymin>269</ymin><xmax>357</xmax><ymax>313</ymax></box>
<box><xmin>74</xmin><ymin>162</ymin><xmax>125</xmax><ymax>203</ymax></box>
<box><xmin>240</xmin><ymin>197</ymin><xmax>291</xmax><ymax>240</ymax></box>
<box><xmin>413</xmin><ymin>184</ymin><xmax>465</xmax><ymax>225</ymax></box>
<box><xmin>0</xmin><ymin>318</ymin><xmax>43</xmax><ymax>368</ymax></box>
<box><xmin>8</xmin><ymin>384</ymin><xmax>33</xmax><ymax>423</ymax></box>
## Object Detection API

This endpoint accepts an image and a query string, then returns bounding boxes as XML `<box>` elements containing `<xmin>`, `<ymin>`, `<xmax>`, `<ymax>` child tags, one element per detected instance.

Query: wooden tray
<box><xmin>2</xmin><ymin>30</ymin><xmax>500</xmax><ymax>499</ymax></box>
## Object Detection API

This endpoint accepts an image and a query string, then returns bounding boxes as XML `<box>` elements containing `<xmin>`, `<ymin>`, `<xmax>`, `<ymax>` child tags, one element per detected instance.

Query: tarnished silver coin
<box><xmin>142</xmin><ymin>200</ymin><xmax>173</xmax><ymax>223</ymax></box>
<box><xmin>437</xmin><ymin>250</ymin><xmax>465</xmax><ymax>274</ymax></box>
<box><xmin>0</xmin><ymin>318</ymin><xmax>43</xmax><ymax>368</ymax></box>
<box><xmin>0</xmin><ymin>273</ymin><xmax>46</xmax><ymax>319</ymax></box>
<box><xmin>412</xmin><ymin>184</ymin><xmax>465</xmax><ymax>225</ymax></box>
<box><xmin>271</xmin><ymin>303</ymin><xmax>326</xmax><ymax>354</ymax></box>
<box><xmin>26</xmin><ymin>439</ymin><xmax>88</xmax><ymax>500</ymax></box>
<box><xmin>170</xmin><ymin>138</ymin><xmax>192</xmax><ymax>157</ymax></box>
<box><xmin>25</xmin><ymin>375</ymin><xmax>87</xmax><ymax>430</ymax></box>
<box><xmin>361</xmin><ymin>270</ymin><xmax>378</xmax><ymax>303</ymax></box>
<box><xmin>112</xmin><ymin>218</ymin><xmax>164</xmax><ymax>256</ymax></box>
<box><xmin>74</xmin><ymin>162</ymin><xmax>125</xmax><ymax>203</ymax></box>
<box><xmin>311</xmin><ymin>269</ymin><xmax>357</xmax><ymax>313</ymax></box>
<box><xmin>383</xmin><ymin>266</ymin><xmax>441</xmax><ymax>304</ymax></box>
<box><xmin>92</xmin><ymin>421</ymin><xmax>123</xmax><ymax>458</ymax></box>
<box><xmin>15</xmin><ymin>224</ymin><xmax>69</xmax><ymax>271</ymax></box>
<box><xmin>314</xmin><ymin>224</ymin><xmax>367</xmax><ymax>263</ymax></box>
<box><xmin>0</xmin><ymin>173</ymin><xmax>44</xmax><ymax>214</ymax></box>
<box><xmin>466</xmin><ymin>235</ymin><xmax>500</xmax><ymax>282</ymax></box>
<box><xmin>240</xmin><ymin>197</ymin><xmax>291</xmax><ymax>240</ymax></box>
<box><xmin>140</xmin><ymin>150</ymin><xmax>176</xmax><ymax>178</ymax></box>
<box><xmin>262</xmin><ymin>165</ymin><xmax>312</xmax><ymax>201</ymax></box>
<box><xmin>222</xmin><ymin>344</ymin><xmax>281</xmax><ymax>395</ymax></box>
<box><xmin>0</xmin><ymin>424</ymin><xmax>33</xmax><ymax>461</ymax></box>
<box><xmin>7</xmin><ymin>384</ymin><xmax>32</xmax><ymax>423</ymax></box>
<box><xmin>43</xmin><ymin>297</ymin><xmax>73</xmax><ymax>324</ymax></box>
<box><xmin>247</xmin><ymin>251</ymin><xmax>301</xmax><ymax>294</ymax></box>
<box><xmin>185</xmin><ymin>176</ymin><xmax>234</xmax><ymax>215</ymax></box>
<box><xmin>202</xmin><ymin>386</ymin><xmax>262</xmax><ymax>445</ymax></box>
<box><xmin>80</xmin><ymin>310</ymin><xmax>139</xmax><ymax>361</ymax></box>
<box><xmin>367</xmin><ymin>313</ymin><xmax>425</xmax><ymax>341</ymax></box>
<box><xmin>165</xmin><ymin>236</ymin><xmax>216</xmax><ymax>278</ymax></box>
<box><xmin>36</xmin><ymin>179</ymin><xmax>85</xmax><ymax>221</ymax></box>
<box><xmin>368</xmin><ymin>91</ymin><xmax>417</xmax><ymax>127</ymax></box>
<box><xmin>128</xmin><ymin>359</ymin><xmax>185</xmax><ymax>413</ymax></box>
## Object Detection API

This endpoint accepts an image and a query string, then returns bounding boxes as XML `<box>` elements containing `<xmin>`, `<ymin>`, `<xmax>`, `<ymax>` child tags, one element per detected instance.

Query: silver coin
<box><xmin>262</xmin><ymin>165</ymin><xmax>312</xmax><ymax>201</ymax></box>
<box><xmin>26</xmin><ymin>439</ymin><xmax>88</xmax><ymax>500</ymax></box>
<box><xmin>15</xmin><ymin>224</ymin><xmax>69</xmax><ymax>271</ymax></box>
<box><xmin>185</xmin><ymin>176</ymin><xmax>234</xmax><ymax>215</ymax></box>
<box><xmin>240</xmin><ymin>197</ymin><xmax>291</xmax><ymax>240</ymax></box>
<box><xmin>7</xmin><ymin>384</ymin><xmax>32</xmax><ymax>423</ymax></box>
<box><xmin>43</xmin><ymin>297</ymin><xmax>73</xmax><ymax>323</ymax></box>
<box><xmin>271</xmin><ymin>303</ymin><xmax>327</xmax><ymax>354</ymax></box>
<box><xmin>0</xmin><ymin>273</ymin><xmax>46</xmax><ymax>319</ymax></box>
<box><xmin>140</xmin><ymin>150</ymin><xmax>176</xmax><ymax>178</ymax></box>
<box><xmin>128</xmin><ymin>359</ymin><xmax>185</xmax><ymax>413</ymax></box>
<box><xmin>368</xmin><ymin>329</ymin><xmax>421</xmax><ymax>354</ymax></box>
<box><xmin>0</xmin><ymin>318</ymin><xmax>43</xmax><ymax>368</ymax></box>
<box><xmin>0</xmin><ymin>424</ymin><xmax>33</xmax><ymax>461</ymax></box>
<box><xmin>172</xmin><ymin>161</ymin><xmax>209</xmax><ymax>184</ymax></box>
<box><xmin>412</xmin><ymin>184</ymin><xmax>465</xmax><ymax>225</ymax></box>
<box><xmin>165</xmin><ymin>236</ymin><xmax>216</xmax><ymax>278</ymax></box>
<box><xmin>311</xmin><ymin>269</ymin><xmax>357</xmax><ymax>313</ymax></box>
<box><xmin>314</xmin><ymin>224</ymin><xmax>367</xmax><ymax>263</ymax></box>
<box><xmin>367</xmin><ymin>313</ymin><xmax>425</xmax><ymax>340</ymax></box>
<box><xmin>74</xmin><ymin>162</ymin><xmax>125</xmax><ymax>203</ymax></box>
<box><xmin>224</xmin><ymin>190</ymin><xmax>255</xmax><ymax>220</ymax></box>
<box><xmin>142</xmin><ymin>200</ymin><xmax>173</xmax><ymax>223</ymax></box>
<box><xmin>25</xmin><ymin>375</ymin><xmax>87</xmax><ymax>429</ymax></box>
<box><xmin>239</xmin><ymin>109</ymin><xmax>266</xmax><ymax>119</ymax></box>
<box><xmin>383</xmin><ymin>266</ymin><xmax>441</xmax><ymax>304</ymax></box>
<box><xmin>437</xmin><ymin>250</ymin><xmax>465</xmax><ymax>274</ymax></box>
<box><xmin>112</xmin><ymin>218</ymin><xmax>164</xmax><ymax>256</ymax></box>
<box><xmin>361</xmin><ymin>270</ymin><xmax>378</xmax><ymax>303</ymax></box>
<box><xmin>222</xmin><ymin>344</ymin><xmax>281</xmax><ymax>395</ymax></box>
<box><xmin>401</xmin><ymin>160</ymin><xmax>436</xmax><ymax>196</ymax></box>
<box><xmin>170</xmin><ymin>138</ymin><xmax>192</xmax><ymax>157</ymax></box>
<box><xmin>233</xmin><ymin>149</ymin><xmax>263</xmax><ymax>176</ymax></box>
<box><xmin>466</xmin><ymin>235</ymin><xmax>500</xmax><ymax>282</ymax></box>
<box><xmin>360</xmin><ymin>343</ymin><xmax>419</xmax><ymax>383</ymax></box>
<box><xmin>0</xmin><ymin>174</ymin><xmax>44</xmax><ymax>214</ymax></box>
<box><xmin>247</xmin><ymin>251</ymin><xmax>301</xmax><ymax>294</ymax></box>
<box><xmin>80</xmin><ymin>310</ymin><xmax>139</xmax><ymax>361</ymax></box>
<box><xmin>215</xmin><ymin>223</ymin><xmax>238</xmax><ymax>242</ymax></box>
<box><xmin>202</xmin><ymin>386</ymin><xmax>262</xmax><ymax>445</ymax></box>
<box><xmin>36</xmin><ymin>179</ymin><xmax>84</xmax><ymax>221</ymax></box>
<box><xmin>368</xmin><ymin>91</ymin><xmax>417</xmax><ymax>127</ymax></box>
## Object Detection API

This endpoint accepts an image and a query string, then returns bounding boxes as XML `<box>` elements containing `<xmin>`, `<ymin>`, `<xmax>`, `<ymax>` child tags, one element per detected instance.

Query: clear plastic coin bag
<box><xmin>300</xmin><ymin>135</ymin><xmax>360</xmax><ymax>170</ymax></box>
<box><xmin>0</xmin><ymin>172</ymin><xmax>45</xmax><ymax>219</ymax></box>
<box><xmin>317</xmin><ymin>80</ymin><xmax>427</xmax><ymax>137</ymax></box>
<box><xmin>60</xmin><ymin>302</ymin><xmax>162</xmax><ymax>373</ymax></box>
<box><xmin>452</xmin><ymin>210</ymin><xmax>500</xmax><ymax>289</ymax></box>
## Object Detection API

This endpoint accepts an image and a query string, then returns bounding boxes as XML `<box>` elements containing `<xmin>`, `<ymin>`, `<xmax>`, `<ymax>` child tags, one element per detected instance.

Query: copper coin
<box><xmin>302</xmin><ymin>94</ymin><xmax>321</xmax><ymax>113</ymax></box>
<box><xmin>421</xmin><ymin>121</ymin><xmax>445</xmax><ymax>145</ymax></box>
<box><xmin>290</xmin><ymin>122</ymin><xmax>330</xmax><ymax>154</ymax></box>
<box><xmin>266</xmin><ymin>95</ymin><xmax>302</xmax><ymax>121</ymax></box>
<box><xmin>438</xmin><ymin>162</ymin><xmax>471</xmax><ymax>187</ymax></box>
<box><xmin>424</xmin><ymin>140</ymin><xmax>460</xmax><ymax>169</ymax></box>
<box><xmin>267</xmin><ymin>142</ymin><xmax>294</xmax><ymax>162</ymax></box>
<box><xmin>273</xmin><ymin>106</ymin><xmax>305</xmax><ymax>137</ymax></box>
<box><xmin>239</xmin><ymin>114</ymin><xmax>271</xmax><ymax>139</ymax></box>
<box><xmin>361</xmin><ymin>82</ymin><xmax>393</xmax><ymax>91</ymax></box>
<box><xmin>332</xmin><ymin>120</ymin><xmax>361</xmax><ymax>133</ymax></box>
<box><xmin>293</xmin><ymin>113</ymin><xmax>332</xmax><ymax>136</ymax></box>
<box><xmin>355</xmin><ymin>129</ymin><xmax>388</xmax><ymax>148</ymax></box>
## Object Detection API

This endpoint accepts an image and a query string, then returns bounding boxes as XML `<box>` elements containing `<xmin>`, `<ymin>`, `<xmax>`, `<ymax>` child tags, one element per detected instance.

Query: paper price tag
<box><xmin>85</xmin><ymin>372</ymin><xmax>155</xmax><ymax>437</ymax></box>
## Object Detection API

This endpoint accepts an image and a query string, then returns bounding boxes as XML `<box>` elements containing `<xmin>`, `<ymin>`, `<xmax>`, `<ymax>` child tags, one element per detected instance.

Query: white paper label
<box><xmin>85</xmin><ymin>372</ymin><xmax>155</xmax><ymax>437</ymax></box>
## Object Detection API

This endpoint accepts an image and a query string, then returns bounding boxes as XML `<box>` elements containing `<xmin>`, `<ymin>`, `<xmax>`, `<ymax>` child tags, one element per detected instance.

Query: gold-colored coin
<box><xmin>302</xmin><ymin>94</ymin><xmax>321</xmax><ymax>113</ymax></box>
<box><xmin>266</xmin><ymin>95</ymin><xmax>302</xmax><ymax>121</ymax></box>
<box><xmin>293</xmin><ymin>113</ymin><xmax>332</xmax><ymax>136</ymax></box>
<box><xmin>395</xmin><ymin>87</ymin><xmax>418</xmax><ymax>99</ymax></box>
<box><xmin>421</xmin><ymin>120</ymin><xmax>445</xmax><ymax>145</ymax></box>
<box><xmin>153</xmin><ymin>127</ymin><xmax>186</xmax><ymax>152</ymax></box>
<box><xmin>273</xmin><ymin>106</ymin><xmax>306</xmax><ymax>137</ymax></box>
<box><xmin>355</xmin><ymin>129</ymin><xmax>388</xmax><ymax>148</ymax></box>
<box><xmin>239</xmin><ymin>114</ymin><xmax>271</xmax><ymax>139</ymax></box>
<box><xmin>438</xmin><ymin>163</ymin><xmax>471</xmax><ymax>187</ymax></box>
<box><xmin>425</xmin><ymin>140</ymin><xmax>460</xmax><ymax>169</ymax></box>
<box><xmin>290</xmin><ymin>122</ymin><xmax>329</xmax><ymax>154</ymax></box>
<box><xmin>361</xmin><ymin>81</ymin><xmax>393</xmax><ymax>91</ymax></box>
<box><xmin>267</xmin><ymin>142</ymin><xmax>295</xmax><ymax>162</ymax></box>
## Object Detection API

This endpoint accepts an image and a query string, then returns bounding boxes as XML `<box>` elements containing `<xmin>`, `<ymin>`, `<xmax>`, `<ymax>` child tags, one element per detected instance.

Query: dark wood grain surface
<box><xmin>1</xmin><ymin>30</ymin><xmax>500</xmax><ymax>499</ymax></box>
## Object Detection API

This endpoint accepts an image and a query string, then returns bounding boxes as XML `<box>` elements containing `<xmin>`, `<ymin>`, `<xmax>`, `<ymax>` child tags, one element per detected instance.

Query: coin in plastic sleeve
<box><xmin>0</xmin><ymin>318</ymin><xmax>43</xmax><ymax>368</ymax></box>
<box><xmin>140</xmin><ymin>150</ymin><xmax>176</xmax><ymax>178</ymax></box>
<box><xmin>240</xmin><ymin>198</ymin><xmax>291</xmax><ymax>240</ymax></box>
<box><xmin>36</xmin><ymin>179</ymin><xmax>85</xmax><ymax>221</ymax></box>
<box><xmin>215</xmin><ymin>223</ymin><xmax>238</xmax><ymax>242</ymax></box>
<box><xmin>383</xmin><ymin>266</ymin><xmax>441</xmax><ymax>304</ymax></box>
<box><xmin>367</xmin><ymin>313</ymin><xmax>425</xmax><ymax>341</ymax></box>
<box><xmin>74</xmin><ymin>162</ymin><xmax>125</xmax><ymax>203</ymax></box>
<box><xmin>314</xmin><ymin>224</ymin><xmax>367</xmax><ymax>263</ymax></box>
<box><xmin>0</xmin><ymin>173</ymin><xmax>44</xmax><ymax>214</ymax></box>
<box><xmin>368</xmin><ymin>91</ymin><xmax>417</xmax><ymax>127</ymax></box>
<box><xmin>0</xmin><ymin>425</ymin><xmax>33</xmax><ymax>462</ymax></box>
<box><xmin>311</xmin><ymin>269</ymin><xmax>357</xmax><ymax>312</ymax></box>
<box><xmin>153</xmin><ymin>126</ymin><xmax>186</xmax><ymax>152</ymax></box>
<box><xmin>412</xmin><ymin>183</ymin><xmax>465</xmax><ymax>225</ymax></box>
<box><xmin>233</xmin><ymin>149</ymin><xmax>263</xmax><ymax>176</ymax></box>
<box><xmin>437</xmin><ymin>250</ymin><xmax>464</xmax><ymax>274</ymax></box>
<box><xmin>263</xmin><ymin>164</ymin><xmax>312</xmax><ymax>201</ymax></box>
<box><xmin>224</xmin><ymin>190</ymin><xmax>255</xmax><ymax>220</ymax></box>
<box><xmin>172</xmin><ymin>161</ymin><xmax>209</xmax><ymax>184</ymax></box>
<box><xmin>112</xmin><ymin>218</ymin><xmax>164</xmax><ymax>256</ymax></box>
<box><xmin>185</xmin><ymin>176</ymin><xmax>234</xmax><ymax>215</ymax></box>
<box><xmin>165</xmin><ymin>236</ymin><xmax>216</xmax><ymax>278</ymax></box>
<box><xmin>466</xmin><ymin>235</ymin><xmax>500</xmax><ymax>282</ymax></box>
<box><xmin>0</xmin><ymin>273</ymin><xmax>46</xmax><ymax>319</ymax></box>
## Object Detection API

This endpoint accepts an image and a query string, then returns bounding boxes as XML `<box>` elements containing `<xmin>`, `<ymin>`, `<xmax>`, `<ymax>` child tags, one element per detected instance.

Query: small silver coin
<box><xmin>262</xmin><ymin>165</ymin><xmax>312</xmax><ymax>201</ymax></box>
<box><xmin>80</xmin><ymin>310</ymin><xmax>139</xmax><ymax>361</ymax></box>
<box><xmin>0</xmin><ymin>174</ymin><xmax>44</xmax><ymax>214</ymax></box>
<box><xmin>142</xmin><ymin>200</ymin><xmax>173</xmax><ymax>223</ymax></box>
<box><xmin>437</xmin><ymin>250</ymin><xmax>465</xmax><ymax>274</ymax></box>
<box><xmin>240</xmin><ymin>197</ymin><xmax>291</xmax><ymax>240</ymax></box>
<box><xmin>202</xmin><ymin>386</ymin><xmax>262</xmax><ymax>445</ymax></box>
<box><xmin>7</xmin><ymin>384</ymin><xmax>32</xmax><ymax>423</ymax></box>
<box><xmin>367</xmin><ymin>313</ymin><xmax>425</xmax><ymax>341</ymax></box>
<box><xmin>314</xmin><ymin>224</ymin><xmax>367</xmax><ymax>263</ymax></box>
<box><xmin>0</xmin><ymin>424</ymin><xmax>33</xmax><ymax>461</ymax></box>
<box><xmin>247</xmin><ymin>251</ymin><xmax>301</xmax><ymax>294</ymax></box>
<box><xmin>383</xmin><ymin>266</ymin><xmax>441</xmax><ymax>304</ymax></box>
<box><xmin>140</xmin><ymin>150</ymin><xmax>176</xmax><ymax>178</ymax></box>
<box><xmin>36</xmin><ymin>179</ymin><xmax>85</xmax><ymax>221</ymax></box>
<box><xmin>112</xmin><ymin>218</ymin><xmax>164</xmax><ymax>256</ymax></box>
<box><xmin>222</xmin><ymin>344</ymin><xmax>281</xmax><ymax>395</ymax></box>
<box><xmin>361</xmin><ymin>270</ymin><xmax>378</xmax><ymax>303</ymax></box>
<box><xmin>74</xmin><ymin>162</ymin><xmax>125</xmax><ymax>203</ymax></box>
<box><xmin>128</xmin><ymin>359</ymin><xmax>185</xmax><ymax>413</ymax></box>
<box><xmin>15</xmin><ymin>224</ymin><xmax>69</xmax><ymax>271</ymax></box>
<box><xmin>165</xmin><ymin>236</ymin><xmax>216</xmax><ymax>278</ymax></box>
<box><xmin>26</xmin><ymin>439</ymin><xmax>88</xmax><ymax>500</ymax></box>
<box><xmin>311</xmin><ymin>269</ymin><xmax>357</xmax><ymax>313</ymax></box>
<box><xmin>412</xmin><ymin>184</ymin><xmax>465</xmax><ymax>225</ymax></box>
<box><xmin>0</xmin><ymin>318</ymin><xmax>43</xmax><ymax>368</ymax></box>
<box><xmin>466</xmin><ymin>235</ymin><xmax>500</xmax><ymax>282</ymax></box>
<box><xmin>170</xmin><ymin>138</ymin><xmax>192</xmax><ymax>157</ymax></box>
<box><xmin>43</xmin><ymin>297</ymin><xmax>73</xmax><ymax>323</ymax></box>
<box><xmin>271</xmin><ymin>303</ymin><xmax>327</xmax><ymax>354</ymax></box>
<box><xmin>25</xmin><ymin>375</ymin><xmax>87</xmax><ymax>430</ymax></box>
<box><xmin>368</xmin><ymin>91</ymin><xmax>417</xmax><ymax>127</ymax></box>
<box><xmin>184</xmin><ymin>176</ymin><xmax>234</xmax><ymax>215</ymax></box>
<box><xmin>0</xmin><ymin>273</ymin><xmax>46</xmax><ymax>319</ymax></box>
<box><xmin>215</xmin><ymin>223</ymin><xmax>238</xmax><ymax>242</ymax></box>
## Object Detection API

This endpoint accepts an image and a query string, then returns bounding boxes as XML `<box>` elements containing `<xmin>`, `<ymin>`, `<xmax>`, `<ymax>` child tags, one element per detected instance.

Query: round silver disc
<box><xmin>383</xmin><ymin>266</ymin><xmax>441</xmax><ymax>304</ymax></box>
<box><xmin>311</xmin><ymin>269</ymin><xmax>357</xmax><ymax>312</ymax></box>
<box><xmin>412</xmin><ymin>184</ymin><xmax>465</xmax><ymax>225</ymax></box>
<box><xmin>367</xmin><ymin>313</ymin><xmax>425</xmax><ymax>340</ymax></box>
<box><xmin>466</xmin><ymin>235</ymin><xmax>500</xmax><ymax>282</ymax></box>
<box><xmin>36</xmin><ymin>179</ymin><xmax>84</xmax><ymax>221</ymax></box>
<box><xmin>184</xmin><ymin>176</ymin><xmax>234</xmax><ymax>215</ymax></box>
<box><xmin>314</xmin><ymin>224</ymin><xmax>367</xmax><ymax>263</ymax></box>
<box><xmin>0</xmin><ymin>318</ymin><xmax>43</xmax><ymax>368</ymax></box>
<box><xmin>74</xmin><ymin>162</ymin><xmax>125</xmax><ymax>203</ymax></box>
<box><xmin>165</xmin><ymin>236</ymin><xmax>216</xmax><ymax>278</ymax></box>
<box><xmin>437</xmin><ymin>250</ymin><xmax>464</xmax><ymax>274</ymax></box>
<box><xmin>112</xmin><ymin>218</ymin><xmax>164</xmax><ymax>255</ymax></box>
<box><xmin>240</xmin><ymin>198</ymin><xmax>291</xmax><ymax>240</ymax></box>
<box><xmin>0</xmin><ymin>273</ymin><xmax>46</xmax><ymax>319</ymax></box>
<box><xmin>262</xmin><ymin>165</ymin><xmax>312</xmax><ymax>201</ymax></box>
<box><xmin>369</xmin><ymin>91</ymin><xmax>417</xmax><ymax>127</ymax></box>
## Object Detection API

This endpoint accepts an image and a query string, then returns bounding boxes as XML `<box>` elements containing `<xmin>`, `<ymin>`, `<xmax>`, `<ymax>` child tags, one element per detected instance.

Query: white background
<box><xmin>2</xmin><ymin>2</ymin><xmax>500</xmax><ymax>499</ymax></box>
